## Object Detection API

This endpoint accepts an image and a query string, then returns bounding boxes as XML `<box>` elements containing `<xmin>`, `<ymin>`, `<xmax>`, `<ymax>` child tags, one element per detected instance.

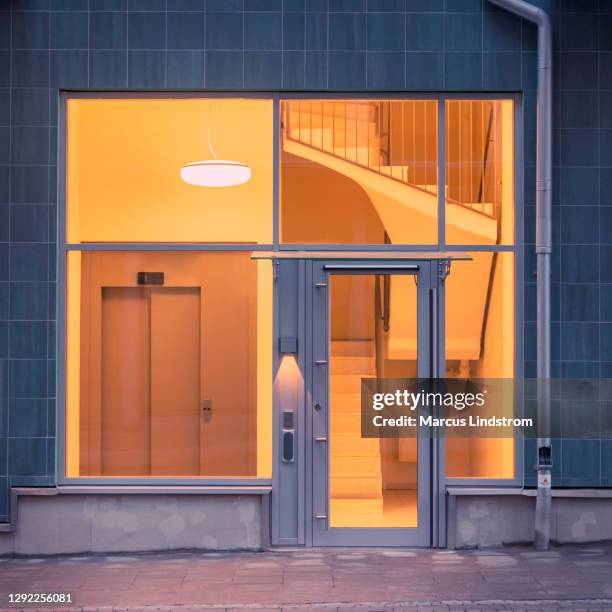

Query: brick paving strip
<box><xmin>0</xmin><ymin>546</ymin><xmax>612</xmax><ymax>611</ymax></box>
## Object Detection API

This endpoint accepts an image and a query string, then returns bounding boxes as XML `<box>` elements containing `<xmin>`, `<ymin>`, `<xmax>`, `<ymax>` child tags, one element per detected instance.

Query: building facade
<box><xmin>1</xmin><ymin>0</ymin><xmax>612</xmax><ymax>554</ymax></box>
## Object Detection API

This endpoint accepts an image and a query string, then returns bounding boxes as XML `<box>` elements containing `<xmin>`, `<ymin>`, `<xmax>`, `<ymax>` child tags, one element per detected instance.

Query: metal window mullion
<box><xmin>438</xmin><ymin>97</ymin><xmax>446</xmax><ymax>249</ymax></box>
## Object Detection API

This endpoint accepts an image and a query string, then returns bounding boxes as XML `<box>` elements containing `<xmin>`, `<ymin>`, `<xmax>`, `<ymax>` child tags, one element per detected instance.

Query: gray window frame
<box><xmin>56</xmin><ymin>91</ymin><xmax>523</xmax><ymax>492</ymax></box>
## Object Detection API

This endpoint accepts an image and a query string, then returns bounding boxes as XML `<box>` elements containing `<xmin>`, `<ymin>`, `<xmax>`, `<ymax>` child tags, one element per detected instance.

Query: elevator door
<box><xmin>101</xmin><ymin>286</ymin><xmax>202</xmax><ymax>476</ymax></box>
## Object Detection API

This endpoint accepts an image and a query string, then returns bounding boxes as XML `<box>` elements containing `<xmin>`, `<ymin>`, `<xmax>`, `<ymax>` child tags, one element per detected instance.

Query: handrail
<box><xmin>283</xmin><ymin>100</ymin><xmax>498</xmax><ymax>221</ymax></box>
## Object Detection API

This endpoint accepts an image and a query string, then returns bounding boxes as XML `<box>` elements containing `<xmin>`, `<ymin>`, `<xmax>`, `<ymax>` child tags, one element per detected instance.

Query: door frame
<box><xmin>306</xmin><ymin>258</ymin><xmax>446</xmax><ymax>547</ymax></box>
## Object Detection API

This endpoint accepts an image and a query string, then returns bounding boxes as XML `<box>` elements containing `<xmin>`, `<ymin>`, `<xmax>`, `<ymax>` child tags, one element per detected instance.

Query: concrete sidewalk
<box><xmin>1</xmin><ymin>546</ymin><xmax>612</xmax><ymax>611</ymax></box>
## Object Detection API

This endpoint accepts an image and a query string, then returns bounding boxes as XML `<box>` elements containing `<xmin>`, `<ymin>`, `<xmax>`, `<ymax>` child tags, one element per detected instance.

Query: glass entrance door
<box><xmin>312</xmin><ymin>261</ymin><xmax>435</xmax><ymax>546</ymax></box>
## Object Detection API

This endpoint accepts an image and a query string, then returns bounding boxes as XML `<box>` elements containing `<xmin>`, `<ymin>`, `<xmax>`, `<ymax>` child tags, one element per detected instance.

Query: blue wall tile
<box><xmin>560</xmin><ymin>167</ymin><xmax>599</xmax><ymax>206</ymax></box>
<box><xmin>50</xmin><ymin>11</ymin><xmax>88</xmax><ymax>49</ymax></box>
<box><xmin>405</xmin><ymin>52</ymin><xmax>443</xmax><ymax>89</ymax></box>
<box><xmin>207</xmin><ymin>0</ymin><xmax>243</xmax><ymax>10</ymax></box>
<box><xmin>244</xmin><ymin>52</ymin><xmax>283</xmax><ymax>88</ymax></box>
<box><xmin>8</xmin><ymin>438</ymin><xmax>47</xmax><ymax>477</ymax></box>
<box><xmin>0</xmin><ymin>284</ymin><xmax>8</xmax><ymax>320</ymax></box>
<box><xmin>601</xmin><ymin>322</ymin><xmax>612</xmax><ymax>361</ymax></box>
<box><xmin>11</xmin><ymin>89</ymin><xmax>49</xmax><ymax>127</ymax></box>
<box><xmin>128</xmin><ymin>50</ymin><xmax>165</xmax><ymax>87</ymax></box>
<box><xmin>483</xmin><ymin>11</ymin><xmax>521</xmax><ymax>51</ymax></box>
<box><xmin>90</xmin><ymin>50</ymin><xmax>128</xmax><ymax>88</ymax></box>
<box><xmin>561</xmin><ymin>322</ymin><xmax>599</xmax><ymax>361</ymax></box>
<box><xmin>560</xmin><ymin>52</ymin><xmax>598</xmax><ymax>89</ymax></box>
<box><xmin>600</xmin><ymin>52</ymin><xmax>612</xmax><ymax>89</ymax></box>
<box><xmin>10</xmin><ymin>205</ymin><xmax>48</xmax><ymax>244</ymax></box>
<box><xmin>367</xmin><ymin>52</ymin><xmax>404</xmax><ymax>89</ymax></box>
<box><xmin>561</xmin><ymin>245</ymin><xmax>598</xmax><ymax>283</ymax></box>
<box><xmin>12</xmin><ymin>11</ymin><xmax>49</xmax><ymax>50</ymax></box>
<box><xmin>90</xmin><ymin>11</ymin><xmax>128</xmax><ymax>49</ymax></box>
<box><xmin>444</xmin><ymin>13</ymin><xmax>481</xmax><ymax>52</ymax></box>
<box><xmin>0</xmin><ymin>245</ymin><xmax>8</xmax><ymax>281</ymax></box>
<box><xmin>405</xmin><ymin>0</ymin><xmax>441</xmax><ymax>10</ymax></box>
<box><xmin>560</xmin><ymin>129</ymin><xmax>599</xmax><ymax>167</ymax></box>
<box><xmin>206</xmin><ymin>12</ymin><xmax>243</xmax><ymax>50</ymax></box>
<box><xmin>0</xmin><ymin>207</ymin><xmax>7</xmax><ymax>242</ymax></box>
<box><xmin>10</xmin><ymin>283</ymin><xmax>48</xmax><ymax>321</ymax></box>
<box><xmin>560</xmin><ymin>13</ymin><xmax>597</xmax><ymax>51</ymax></box>
<box><xmin>10</xmin><ymin>244</ymin><xmax>48</xmax><ymax>282</ymax></box>
<box><xmin>11</xmin><ymin>166</ymin><xmax>49</xmax><ymax>205</ymax></box>
<box><xmin>560</xmin><ymin>206</ymin><xmax>598</xmax><ymax>244</ymax></box>
<box><xmin>283</xmin><ymin>51</ymin><xmax>305</xmax><ymax>88</ymax></box>
<box><xmin>128</xmin><ymin>12</ymin><xmax>165</xmax><ymax>50</ymax></box>
<box><xmin>245</xmin><ymin>12</ymin><xmax>283</xmax><ymax>50</ymax></box>
<box><xmin>166</xmin><ymin>51</ymin><xmax>205</xmax><ymax>88</ymax></box>
<box><xmin>444</xmin><ymin>52</ymin><xmax>482</xmax><ymax>89</ymax></box>
<box><xmin>10</xmin><ymin>322</ymin><xmax>47</xmax><ymax>359</ymax></box>
<box><xmin>601</xmin><ymin>130</ymin><xmax>612</xmax><ymax>167</ymax></box>
<box><xmin>284</xmin><ymin>13</ymin><xmax>306</xmax><ymax>50</ymax></box>
<box><xmin>284</xmin><ymin>0</ymin><xmax>306</xmax><ymax>10</ymax></box>
<box><xmin>603</xmin><ymin>441</ymin><xmax>612</xmax><ymax>486</ymax></box>
<box><xmin>51</xmin><ymin>50</ymin><xmax>88</xmax><ymax>87</ymax></box>
<box><xmin>167</xmin><ymin>12</ymin><xmax>205</xmax><ymax>50</ymax></box>
<box><xmin>561</xmin><ymin>284</ymin><xmax>598</xmax><ymax>322</ymax></box>
<box><xmin>483</xmin><ymin>52</ymin><xmax>521</xmax><ymax>89</ymax></box>
<box><xmin>0</xmin><ymin>322</ymin><xmax>6</xmax><ymax>359</ymax></box>
<box><xmin>329</xmin><ymin>13</ymin><xmax>365</xmax><ymax>51</ymax></box>
<box><xmin>405</xmin><ymin>14</ymin><xmax>443</xmax><ymax>51</ymax></box>
<box><xmin>247</xmin><ymin>0</ymin><xmax>282</xmax><ymax>10</ymax></box>
<box><xmin>367</xmin><ymin>13</ymin><xmax>404</xmax><ymax>51</ymax></box>
<box><xmin>304</xmin><ymin>51</ymin><xmax>327</xmax><ymax>88</ymax></box>
<box><xmin>329</xmin><ymin>51</ymin><xmax>366</xmax><ymax>88</ymax></box>
<box><xmin>205</xmin><ymin>51</ymin><xmax>243</xmax><ymax>87</ymax></box>
<box><xmin>11</xmin><ymin>127</ymin><xmax>49</xmax><ymax>165</ymax></box>
<box><xmin>561</xmin><ymin>439</ymin><xmax>600</xmax><ymax>486</ymax></box>
<box><xmin>0</xmin><ymin>90</ymin><xmax>8</xmax><ymax>126</ymax></box>
<box><xmin>12</xmin><ymin>51</ymin><xmax>50</xmax><ymax>87</ymax></box>
<box><xmin>9</xmin><ymin>360</ymin><xmax>47</xmax><ymax>399</ymax></box>
<box><xmin>330</xmin><ymin>0</ymin><xmax>365</xmax><ymax>11</ymax></box>
<box><xmin>305</xmin><ymin>12</ymin><xmax>327</xmax><ymax>50</ymax></box>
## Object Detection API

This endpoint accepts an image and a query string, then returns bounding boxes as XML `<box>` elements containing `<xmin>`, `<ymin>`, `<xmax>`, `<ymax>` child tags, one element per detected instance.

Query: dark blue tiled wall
<box><xmin>1</xmin><ymin>0</ymin><xmax>611</xmax><ymax>520</ymax></box>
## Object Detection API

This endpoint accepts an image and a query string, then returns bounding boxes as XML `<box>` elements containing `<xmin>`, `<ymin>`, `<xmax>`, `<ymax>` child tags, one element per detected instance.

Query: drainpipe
<box><xmin>486</xmin><ymin>0</ymin><xmax>553</xmax><ymax>551</ymax></box>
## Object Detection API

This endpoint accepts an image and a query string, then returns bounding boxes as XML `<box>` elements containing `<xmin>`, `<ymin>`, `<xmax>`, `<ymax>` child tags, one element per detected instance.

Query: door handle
<box><xmin>202</xmin><ymin>399</ymin><xmax>212</xmax><ymax>422</ymax></box>
<box><xmin>315</xmin><ymin>436</ymin><xmax>327</xmax><ymax>442</ymax></box>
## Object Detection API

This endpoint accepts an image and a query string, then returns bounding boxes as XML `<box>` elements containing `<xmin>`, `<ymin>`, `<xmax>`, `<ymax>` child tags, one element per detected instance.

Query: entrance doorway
<box><xmin>311</xmin><ymin>259</ymin><xmax>443</xmax><ymax>547</ymax></box>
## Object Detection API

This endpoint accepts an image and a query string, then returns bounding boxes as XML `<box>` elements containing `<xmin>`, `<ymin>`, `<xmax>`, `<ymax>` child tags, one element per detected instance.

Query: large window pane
<box><xmin>66</xmin><ymin>98</ymin><xmax>273</xmax><ymax>244</ymax></box>
<box><xmin>66</xmin><ymin>251</ymin><xmax>272</xmax><ymax>478</ymax></box>
<box><xmin>281</xmin><ymin>99</ymin><xmax>438</xmax><ymax>244</ymax></box>
<box><xmin>445</xmin><ymin>100</ymin><xmax>514</xmax><ymax>246</ymax></box>
<box><xmin>445</xmin><ymin>252</ymin><xmax>515</xmax><ymax>479</ymax></box>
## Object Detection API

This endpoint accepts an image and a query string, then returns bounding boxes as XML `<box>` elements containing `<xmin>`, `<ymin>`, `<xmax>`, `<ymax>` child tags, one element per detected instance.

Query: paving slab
<box><xmin>0</xmin><ymin>546</ymin><xmax>612</xmax><ymax>610</ymax></box>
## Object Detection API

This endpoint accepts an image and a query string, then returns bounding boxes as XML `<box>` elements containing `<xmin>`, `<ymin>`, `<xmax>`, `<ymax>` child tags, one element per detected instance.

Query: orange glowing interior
<box><xmin>445</xmin><ymin>252</ymin><xmax>515</xmax><ymax>479</ymax></box>
<box><xmin>329</xmin><ymin>274</ymin><xmax>419</xmax><ymax>528</ymax></box>
<box><xmin>66</xmin><ymin>251</ymin><xmax>272</xmax><ymax>478</ymax></box>
<box><xmin>66</xmin><ymin>98</ymin><xmax>273</xmax><ymax>244</ymax></box>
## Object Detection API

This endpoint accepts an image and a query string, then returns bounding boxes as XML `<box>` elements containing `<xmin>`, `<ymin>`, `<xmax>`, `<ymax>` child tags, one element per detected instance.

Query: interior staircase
<box><xmin>329</xmin><ymin>340</ymin><xmax>382</xmax><ymax>511</ymax></box>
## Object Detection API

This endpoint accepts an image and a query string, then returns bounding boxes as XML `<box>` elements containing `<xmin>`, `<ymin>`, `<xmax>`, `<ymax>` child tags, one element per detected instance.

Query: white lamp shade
<box><xmin>180</xmin><ymin>160</ymin><xmax>252</xmax><ymax>187</ymax></box>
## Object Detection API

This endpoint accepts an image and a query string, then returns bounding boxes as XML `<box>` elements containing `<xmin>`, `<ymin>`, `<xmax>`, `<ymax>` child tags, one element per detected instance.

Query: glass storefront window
<box><xmin>66</xmin><ymin>98</ymin><xmax>274</xmax><ymax>244</ymax></box>
<box><xmin>66</xmin><ymin>251</ymin><xmax>273</xmax><ymax>478</ymax></box>
<box><xmin>444</xmin><ymin>252</ymin><xmax>515</xmax><ymax>479</ymax></box>
<box><xmin>445</xmin><ymin>100</ymin><xmax>515</xmax><ymax>246</ymax></box>
<box><xmin>280</xmin><ymin>99</ymin><xmax>438</xmax><ymax>245</ymax></box>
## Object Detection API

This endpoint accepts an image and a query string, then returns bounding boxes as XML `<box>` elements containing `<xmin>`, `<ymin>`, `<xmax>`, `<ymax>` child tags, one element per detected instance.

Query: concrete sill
<box><xmin>447</xmin><ymin>487</ymin><xmax>612</xmax><ymax>498</ymax></box>
<box><xmin>0</xmin><ymin>485</ymin><xmax>272</xmax><ymax>533</ymax></box>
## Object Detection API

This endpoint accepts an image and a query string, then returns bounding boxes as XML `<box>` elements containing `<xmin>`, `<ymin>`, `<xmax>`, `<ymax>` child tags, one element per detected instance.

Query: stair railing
<box><xmin>283</xmin><ymin>100</ymin><xmax>498</xmax><ymax>221</ymax></box>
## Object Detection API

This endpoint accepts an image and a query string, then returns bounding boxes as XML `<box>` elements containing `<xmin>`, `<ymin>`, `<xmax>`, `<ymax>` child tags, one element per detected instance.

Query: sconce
<box><xmin>279</xmin><ymin>336</ymin><xmax>298</xmax><ymax>355</ymax></box>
